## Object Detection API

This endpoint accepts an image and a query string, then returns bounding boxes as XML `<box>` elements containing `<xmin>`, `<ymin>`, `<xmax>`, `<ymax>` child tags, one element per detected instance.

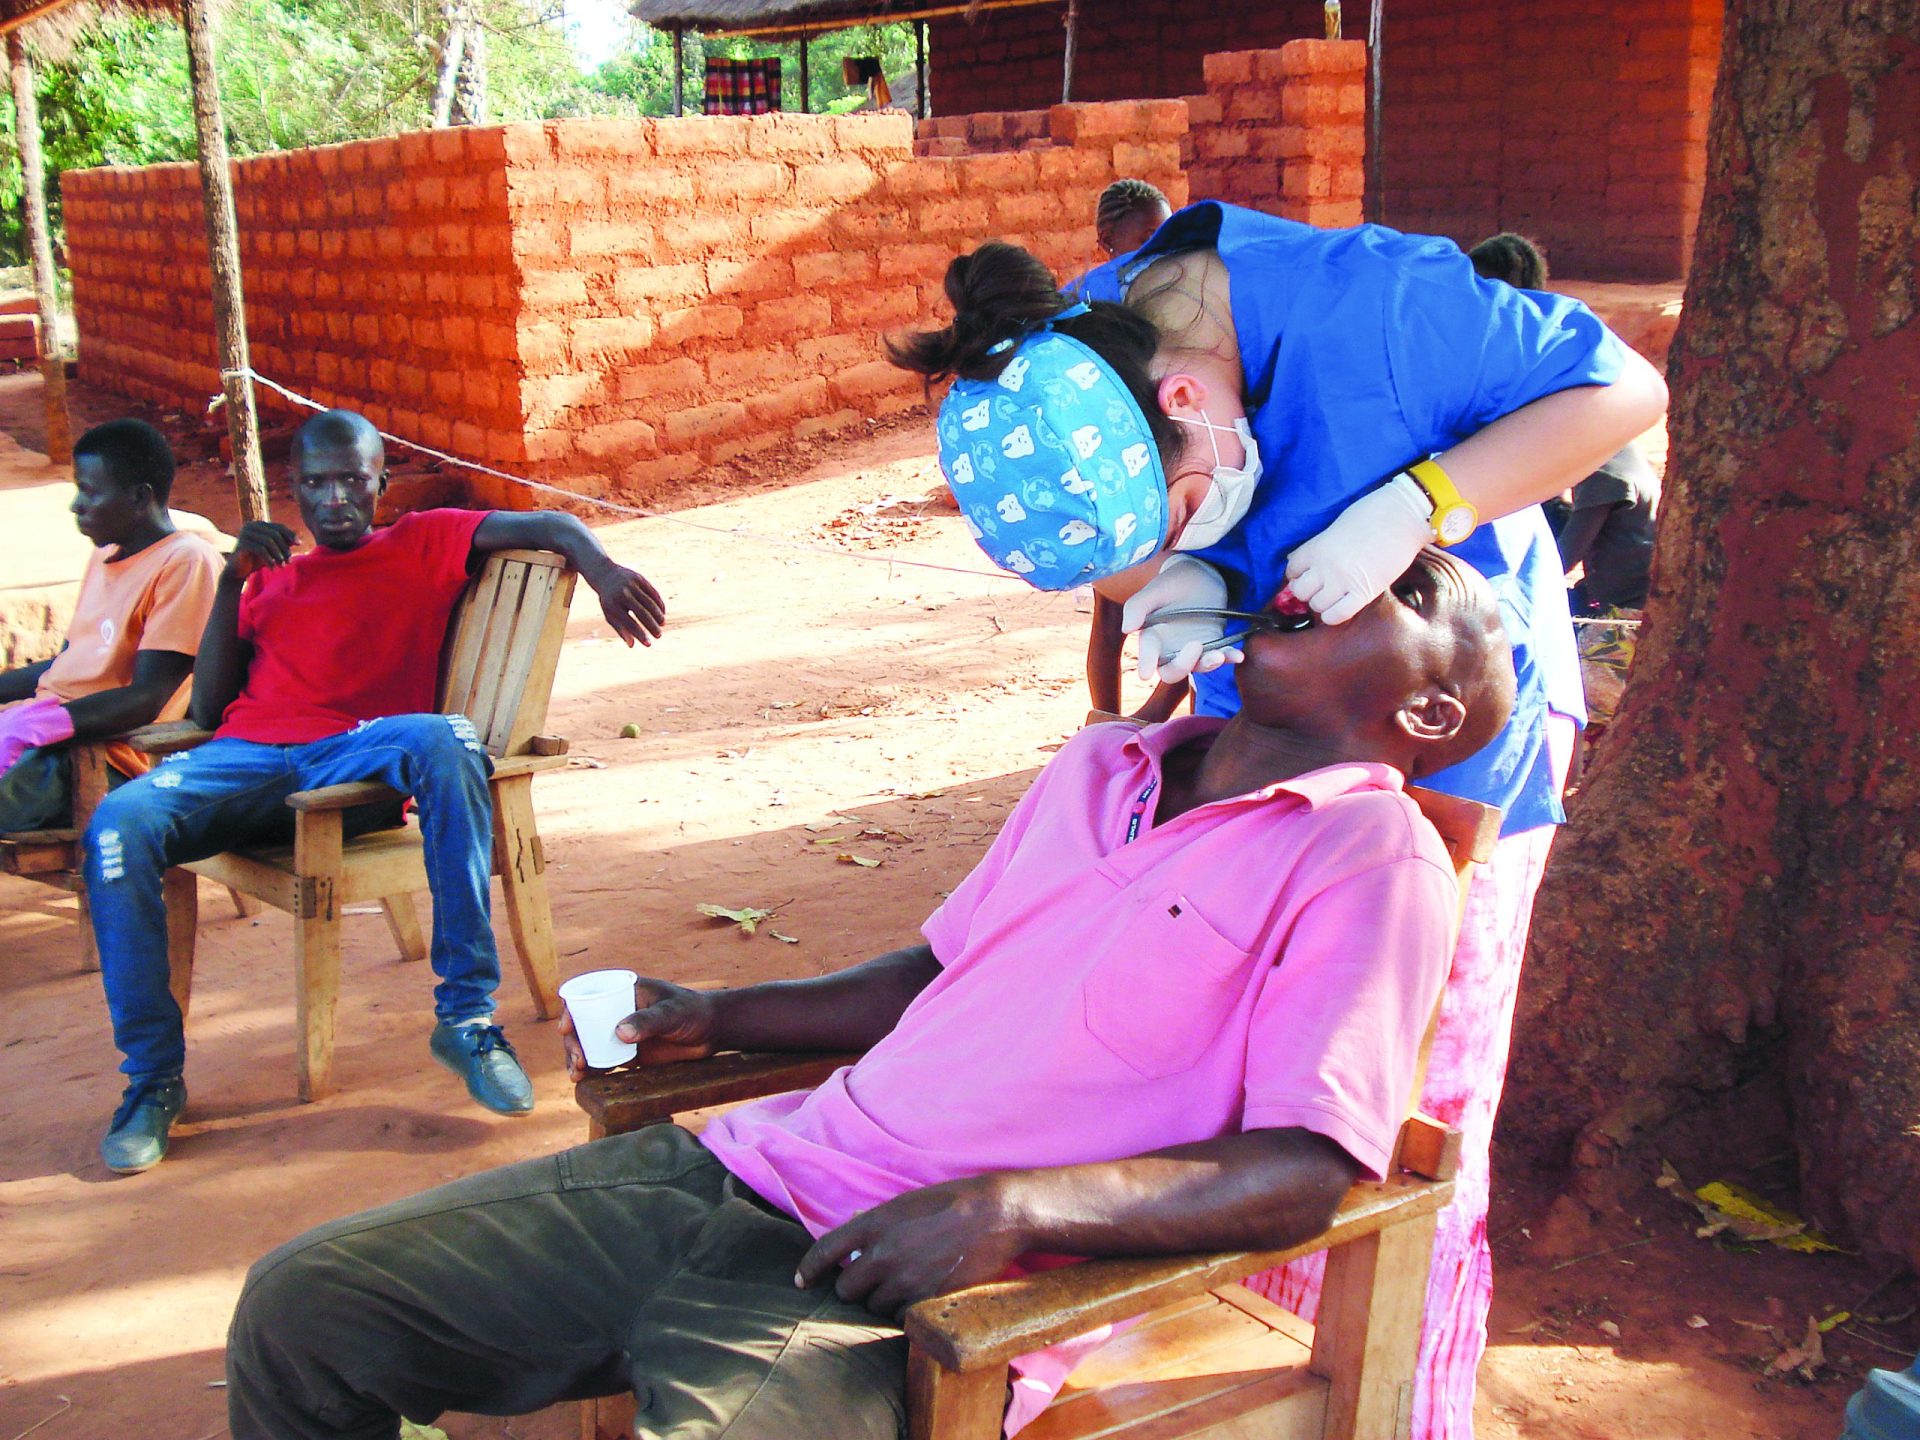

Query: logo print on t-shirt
<box><xmin>98</xmin><ymin>617</ymin><xmax>117</xmax><ymax>649</ymax></box>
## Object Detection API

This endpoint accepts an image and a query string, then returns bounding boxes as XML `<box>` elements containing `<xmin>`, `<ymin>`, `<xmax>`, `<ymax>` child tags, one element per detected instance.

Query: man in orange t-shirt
<box><xmin>0</xmin><ymin>419</ymin><xmax>220</xmax><ymax>832</ymax></box>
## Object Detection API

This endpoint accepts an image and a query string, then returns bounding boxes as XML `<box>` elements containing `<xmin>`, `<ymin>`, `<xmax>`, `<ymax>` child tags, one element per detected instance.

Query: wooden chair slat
<box><xmin>500</xmin><ymin>561</ymin><xmax>570</xmax><ymax>757</ymax></box>
<box><xmin>456</xmin><ymin>559</ymin><xmax>529</xmax><ymax>748</ymax></box>
<box><xmin>440</xmin><ymin>556</ymin><xmax>511</xmax><ymax>723</ymax></box>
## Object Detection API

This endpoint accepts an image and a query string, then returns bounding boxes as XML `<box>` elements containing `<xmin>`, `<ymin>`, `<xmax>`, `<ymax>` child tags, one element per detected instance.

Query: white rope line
<box><xmin>219</xmin><ymin>369</ymin><xmax>1025</xmax><ymax>586</ymax></box>
<box><xmin>217</xmin><ymin>369</ymin><xmax>1647</xmax><ymax>627</ymax></box>
<box><xmin>1570</xmin><ymin>616</ymin><xmax>1643</xmax><ymax>627</ymax></box>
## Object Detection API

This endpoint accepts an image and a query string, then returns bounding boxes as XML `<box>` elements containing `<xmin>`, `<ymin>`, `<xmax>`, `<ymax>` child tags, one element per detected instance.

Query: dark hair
<box><xmin>290</xmin><ymin>408</ymin><xmax>384</xmax><ymax>465</ymax></box>
<box><xmin>72</xmin><ymin>418</ymin><xmax>175</xmax><ymax>503</ymax></box>
<box><xmin>888</xmin><ymin>240</ymin><xmax>1185</xmax><ymax>470</ymax></box>
<box><xmin>1096</xmin><ymin>178</ymin><xmax>1170</xmax><ymax>248</ymax></box>
<box><xmin>1468</xmin><ymin>232</ymin><xmax>1549</xmax><ymax>290</ymax></box>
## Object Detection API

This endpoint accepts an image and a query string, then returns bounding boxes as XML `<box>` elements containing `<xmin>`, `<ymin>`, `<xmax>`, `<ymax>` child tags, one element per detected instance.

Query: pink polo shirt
<box><xmin>706</xmin><ymin>708</ymin><xmax>1455</xmax><ymax>1248</ymax></box>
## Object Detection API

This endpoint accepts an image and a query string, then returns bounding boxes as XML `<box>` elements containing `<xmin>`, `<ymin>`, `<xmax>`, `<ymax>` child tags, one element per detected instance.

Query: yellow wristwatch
<box><xmin>1404</xmin><ymin>457</ymin><xmax>1478</xmax><ymax>546</ymax></box>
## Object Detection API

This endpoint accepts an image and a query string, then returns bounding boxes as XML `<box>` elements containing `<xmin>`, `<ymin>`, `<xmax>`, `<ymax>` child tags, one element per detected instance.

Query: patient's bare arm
<box><xmin>560</xmin><ymin>943</ymin><xmax>942</xmax><ymax>1081</ymax></box>
<box><xmin>795</xmin><ymin>1126</ymin><xmax>1361</xmax><ymax>1319</ymax></box>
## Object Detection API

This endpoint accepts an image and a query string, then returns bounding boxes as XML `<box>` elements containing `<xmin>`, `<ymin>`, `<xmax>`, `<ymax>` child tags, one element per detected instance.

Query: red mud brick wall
<box><xmin>927</xmin><ymin>0</ymin><xmax>1325</xmax><ymax>112</ymax></box>
<box><xmin>1377</xmin><ymin>0</ymin><xmax>1721</xmax><ymax>278</ymax></box>
<box><xmin>496</xmin><ymin>105</ymin><xmax>1187</xmax><ymax>504</ymax></box>
<box><xmin>64</xmin><ymin>128</ymin><xmax>528</xmax><ymax>467</ymax></box>
<box><xmin>1185</xmin><ymin>41</ymin><xmax>1365</xmax><ymax>228</ymax></box>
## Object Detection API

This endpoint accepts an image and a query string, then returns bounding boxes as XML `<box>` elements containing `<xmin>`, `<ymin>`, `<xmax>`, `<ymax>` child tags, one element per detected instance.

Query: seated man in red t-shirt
<box><xmin>84</xmin><ymin>409</ymin><xmax>665</xmax><ymax>1174</ymax></box>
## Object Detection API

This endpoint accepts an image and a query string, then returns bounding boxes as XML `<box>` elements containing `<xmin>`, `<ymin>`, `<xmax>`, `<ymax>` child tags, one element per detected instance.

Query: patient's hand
<box><xmin>795</xmin><ymin>1175</ymin><xmax>1027</xmax><ymax>1320</ymax></box>
<box><xmin>560</xmin><ymin>976</ymin><xmax>721</xmax><ymax>1082</ymax></box>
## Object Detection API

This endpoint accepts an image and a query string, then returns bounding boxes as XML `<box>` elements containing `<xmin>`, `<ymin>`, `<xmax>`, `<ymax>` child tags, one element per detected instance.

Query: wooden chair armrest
<box><xmin>903</xmin><ymin>1173</ymin><xmax>1456</xmax><ymax>1373</ymax></box>
<box><xmin>286</xmin><ymin>781</ymin><xmax>406</xmax><ymax>813</ymax></box>
<box><xmin>490</xmin><ymin>753</ymin><xmax>572</xmax><ymax>781</ymax></box>
<box><xmin>576</xmin><ymin>1051</ymin><xmax>862</xmax><ymax>1136</ymax></box>
<box><xmin>124</xmin><ymin>721</ymin><xmax>215</xmax><ymax>756</ymax></box>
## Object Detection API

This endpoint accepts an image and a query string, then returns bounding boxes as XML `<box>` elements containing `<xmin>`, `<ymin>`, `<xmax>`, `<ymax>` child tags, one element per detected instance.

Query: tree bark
<box><xmin>7</xmin><ymin>33</ymin><xmax>69</xmax><ymax>464</ymax></box>
<box><xmin>1503</xmin><ymin>0</ymin><xmax>1920</xmax><ymax>1269</ymax></box>
<box><xmin>179</xmin><ymin>0</ymin><xmax>270</xmax><ymax>525</ymax></box>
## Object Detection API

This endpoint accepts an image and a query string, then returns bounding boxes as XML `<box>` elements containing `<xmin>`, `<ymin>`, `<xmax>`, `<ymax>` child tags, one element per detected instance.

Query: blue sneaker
<box><xmin>100</xmin><ymin>1077</ymin><xmax>187</xmax><ymax>1174</ymax></box>
<box><xmin>429</xmin><ymin>1021</ymin><xmax>534</xmax><ymax>1115</ymax></box>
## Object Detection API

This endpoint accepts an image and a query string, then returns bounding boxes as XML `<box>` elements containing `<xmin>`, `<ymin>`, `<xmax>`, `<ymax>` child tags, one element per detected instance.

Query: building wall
<box><xmin>929</xmin><ymin>0</ymin><xmax>1723</xmax><ymax>279</ymax></box>
<box><xmin>927</xmin><ymin>0</ymin><xmax>1326</xmax><ymax>113</ymax></box>
<box><xmin>63</xmin><ymin>127</ymin><xmax>527</xmax><ymax>468</ymax></box>
<box><xmin>64</xmin><ymin>104</ymin><xmax>1190</xmax><ymax>506</ymax></box>
<box><xmin>1376</xmin><ymin>0</ymin><xmax>1722</xmax><ymax>276</ymax></box>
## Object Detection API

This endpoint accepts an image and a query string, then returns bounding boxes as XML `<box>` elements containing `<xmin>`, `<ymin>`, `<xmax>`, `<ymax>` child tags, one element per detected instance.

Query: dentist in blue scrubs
<box><xmin>890</xmin><ymin>203</ymin><xmax>1668</xmax><ymax>1440</ymax></box>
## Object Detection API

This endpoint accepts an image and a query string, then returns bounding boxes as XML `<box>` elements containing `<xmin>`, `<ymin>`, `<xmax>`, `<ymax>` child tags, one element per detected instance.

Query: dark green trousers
<box><xmin>226</xmin><ymin>1125</ymin><xmax>907</xmax><ymax>1440</ymax></box>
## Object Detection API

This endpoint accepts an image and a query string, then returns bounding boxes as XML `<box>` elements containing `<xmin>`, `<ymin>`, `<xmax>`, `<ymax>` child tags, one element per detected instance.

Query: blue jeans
<box><xmin>84</xmin><ymin>714</ymin><xmax>499</xmax><ymax>1084</ymax></box>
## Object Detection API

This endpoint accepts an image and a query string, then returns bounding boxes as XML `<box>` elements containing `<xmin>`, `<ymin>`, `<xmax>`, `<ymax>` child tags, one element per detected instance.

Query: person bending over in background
<box><xmin>223</xmin><ymin>545</ymin><xmax>1512</xmax><ymax>1440</ymax></box>
<box><xmin>0</xmin><ymin>418</ymin><xmax>220</xmax><ymax>831</ymax></box>
<box><xmin>86</xmin><ymin>408</ymin><xmax>666</xmax><ymax>1174</ymax></box>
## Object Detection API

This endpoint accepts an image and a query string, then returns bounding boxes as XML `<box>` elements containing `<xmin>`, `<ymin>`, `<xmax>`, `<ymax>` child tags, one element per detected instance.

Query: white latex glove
<box><xmin>1120</xmin><ymin>554</ymin><xmax>1243</xmax><ymax>684</ymax></box>
<box><xmin>1284</xmin><ymin>473</ymin><xmax>1433</xmax><ymax>625</ymax></box>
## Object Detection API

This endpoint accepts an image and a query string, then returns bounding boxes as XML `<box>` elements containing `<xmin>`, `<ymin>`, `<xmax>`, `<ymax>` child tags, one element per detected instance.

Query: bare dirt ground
<box><xmin>1</xmin><ymin>373</ymin><xmax>1911</xmax><ymax>1440</ymax></box>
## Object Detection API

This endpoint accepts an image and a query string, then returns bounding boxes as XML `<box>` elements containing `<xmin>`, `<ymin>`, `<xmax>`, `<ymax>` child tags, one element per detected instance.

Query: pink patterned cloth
<box><xmin>1245</xmin><ymin>714</ymin><xmax>1575</xmax><ymax>1440</ymax></box>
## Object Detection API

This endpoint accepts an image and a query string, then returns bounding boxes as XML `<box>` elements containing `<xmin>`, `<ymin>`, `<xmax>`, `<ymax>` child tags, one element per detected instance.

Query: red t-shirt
<box><xmin>218</xmin><ymin>509</ymin><xmax>488</xmax><ymax>744</ymax></box>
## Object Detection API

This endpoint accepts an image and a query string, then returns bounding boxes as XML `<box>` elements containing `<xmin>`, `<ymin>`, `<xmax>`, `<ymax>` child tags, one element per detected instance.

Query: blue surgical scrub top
<box><xmin>1066</xmin><ymin>253</ymin><xmax>1131</xmax><ymax>304</ymax></box>
<box><xmin>1117</xmin><ymin>203</ymin><xmax>1626</xmax><ymax>835</ymax></box>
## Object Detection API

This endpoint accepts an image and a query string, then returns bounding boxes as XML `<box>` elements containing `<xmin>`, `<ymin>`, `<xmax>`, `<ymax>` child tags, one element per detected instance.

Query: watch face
<box><xmin>1437</xmin><ymin>505</ymin><xmax>1476</xmax><ymax>545</ymax></box>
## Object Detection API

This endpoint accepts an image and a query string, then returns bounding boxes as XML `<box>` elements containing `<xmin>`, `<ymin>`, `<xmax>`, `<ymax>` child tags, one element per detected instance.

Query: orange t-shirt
<box><xmin>37</xmin><ymin>530</ymin><xmax>222</xmax><ymax>774</ymax></box>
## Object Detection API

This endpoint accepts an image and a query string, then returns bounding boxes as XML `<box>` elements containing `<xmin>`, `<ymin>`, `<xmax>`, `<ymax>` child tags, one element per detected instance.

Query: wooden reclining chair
<box><xmin>119</xmin><ymin>549</ymin><xmax>578</xmax><ymax>1102</ymax></box>
<box><xmin>574</xmin><ymin>725</ymin><xmax>1500</xmax><ymax>1440</ymax></box>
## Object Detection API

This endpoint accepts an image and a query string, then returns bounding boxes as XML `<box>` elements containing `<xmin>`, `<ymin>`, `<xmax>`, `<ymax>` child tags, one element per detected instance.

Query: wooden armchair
<box><xmin>0</xmin><ymin>732</ymin><xmax>253</xmax><ymax>979</ymax></box>
<box><xmin>125</xmin><ymin>548</ymin><xmax>578</xmax><ymax>1102</ymax></box>
<box><xmin>574</xmin><ymin>774</ymin><xmax>1500</xmax><ymax>1440</ymax></box>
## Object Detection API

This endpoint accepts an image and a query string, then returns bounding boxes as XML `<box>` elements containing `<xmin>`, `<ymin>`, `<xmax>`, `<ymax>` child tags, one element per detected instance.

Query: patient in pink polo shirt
<box><xmin>226</xmin><ymin>548</ymin><xmax>1516</xmax><ymax>1440</ymax></box>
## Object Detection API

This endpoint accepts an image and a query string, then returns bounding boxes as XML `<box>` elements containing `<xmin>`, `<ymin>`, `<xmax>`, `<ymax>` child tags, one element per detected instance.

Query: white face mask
<box><xmin>1167</xmin><ymin>410</ymin><xmax>1263</xmax><ymax>552</ymax></box>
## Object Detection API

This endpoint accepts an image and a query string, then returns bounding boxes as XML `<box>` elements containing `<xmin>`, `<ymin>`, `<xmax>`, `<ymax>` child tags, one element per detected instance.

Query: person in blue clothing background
<box><xmin>890</xmin><ymin>203</ymin><xmax>1668</xmax><ymax>1440</ymax></box>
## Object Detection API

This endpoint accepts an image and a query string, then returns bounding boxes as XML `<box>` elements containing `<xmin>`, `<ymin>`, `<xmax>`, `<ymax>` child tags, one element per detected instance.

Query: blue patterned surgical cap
<box><xmin>935</xmin><ymin>331</ymin><xmax>1167</xmax><ymax>590</ymax></box>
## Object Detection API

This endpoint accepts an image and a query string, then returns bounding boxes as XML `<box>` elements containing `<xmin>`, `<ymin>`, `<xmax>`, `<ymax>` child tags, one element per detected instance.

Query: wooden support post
<box><xmin>906</xmin><ymin>1350</ymin><xmax>1008</xmax><ymax>1440</ymax></box>
<box><xmin>491</xmin><ymin>772</ymin><xmax>559</xmax><ymax>1018</ymax></box>
<box><xmin>799</xmin><ymin>35</ymin><xmax>810</xmax><ymax>113</ymax></box>
<box><xmin>179</xmin><ymin>0</ymin><xmax>270</xmax><ymax>525</ymax></box>
<box><xmin>6</xmin><ymin>33</ymin><xmax>68</xmax><ymax>464</ymax></box>
<box><xmin>1366</xmin><ymin>0</ymin><xmax>1384</xmax><ymax>223</ymax></box>
<box><xmin>1312</xmin><ymin>1209</ymin><xmax>1436</xmax><ymax>1439</ymax></box>
<box><xmin>916</xmin><ymin>19</ymin><xmax>928</xmax><ymax>118</ymax></box>
<box><xmin>672</xmin><ymin>26</ymin><xmax>685</xmax><ymax>116</ymax></box>
<box><xmin>292</xmin><ymin>809</ymin><xmax>344</xmax><ymax>1102</ymax></box>
<box><xmin>381</xmin><ymin>892</ymin><xmax>428</xmax><ymax>962</ymax></box>
<box><xmin>1060</xmin><ymin>0</ymin><xmax>1077</xmax><ymax>104</ymax></box>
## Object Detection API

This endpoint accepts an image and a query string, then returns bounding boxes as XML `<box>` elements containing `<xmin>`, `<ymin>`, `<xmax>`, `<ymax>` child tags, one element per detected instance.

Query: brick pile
<box><xmin>1185</xmin><ymin>41</ymin><xmax>1365</xmax><ymax>229</ymax></box>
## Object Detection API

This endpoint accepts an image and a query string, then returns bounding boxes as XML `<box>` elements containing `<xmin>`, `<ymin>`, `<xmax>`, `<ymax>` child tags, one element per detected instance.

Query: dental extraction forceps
<box><xmin>1141</xmin><ymin>607</ymin><xmax>1315</xmax><ymax>656</ymax></box>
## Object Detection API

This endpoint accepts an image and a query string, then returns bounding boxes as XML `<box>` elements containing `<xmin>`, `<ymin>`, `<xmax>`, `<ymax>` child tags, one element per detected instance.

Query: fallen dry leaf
<box><xmin>1598</xmin><ymin>1320</ymin><xmax>1622</xmax><ymax>1341</ymax></box>
<box><xmin>1685</xmin><ymin>1315</ymin><xmax>1710</xmax><ymax>1329</ymax></box>
<box><xmin>770</xmin><ymin>931</ymin><xmax>799</xmax><ymax>945</ymax></box>
<box><xmin>837</xmin><ymin>854</ymin><xmax>881</xmax><ymax>868</ymax></box>
<box><xmin>1765</xmin><ymin>1318</ymin><xmax>1826</xmax><ymax>1381</ymax></box>
<box><xmin>694</xmin><ymin>903</ymin><xmax>776</xmax><ymax>936</ymax></box>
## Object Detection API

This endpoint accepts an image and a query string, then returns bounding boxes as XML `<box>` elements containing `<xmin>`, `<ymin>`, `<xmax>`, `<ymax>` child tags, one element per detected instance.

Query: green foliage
<box><xmin>0</xmin><ymin>3</ymin><xmax>921</xmax><ymax>264</ymax></box>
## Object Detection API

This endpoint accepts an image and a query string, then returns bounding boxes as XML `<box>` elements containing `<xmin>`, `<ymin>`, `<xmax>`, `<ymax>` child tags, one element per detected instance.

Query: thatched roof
<box><xmin>633</xmin><ymin>0</ymin><xmax>1056</xmax><ymax>40</ymax></box>
<box><xmin>2</xmin><ymin>0</ymin><xmax>176</xmax><ymax>63</ymax></box>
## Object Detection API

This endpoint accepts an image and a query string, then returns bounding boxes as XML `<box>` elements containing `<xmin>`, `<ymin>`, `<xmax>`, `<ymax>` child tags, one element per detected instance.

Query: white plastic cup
<box><xmin>559</xmin><ymin>968</ymin><xmax>639</xmax><ymax>1069</ymax></box>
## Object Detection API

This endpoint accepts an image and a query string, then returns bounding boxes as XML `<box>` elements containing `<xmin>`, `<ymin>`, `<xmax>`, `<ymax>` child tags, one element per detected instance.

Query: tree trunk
<box><xmin>180</xmin><ymin>0</ymin><xmax>270</xmax><ymax>524</ymax></box>
<box><xmin>1502</xmin><ymin>0</ymin><xmax>1920</xmax><ymax>1269</ymax></box>
<box><xmin>6</xmin><ymin>33</ymin><xmax>69</xmax><ymax>465</ymax></box>
<box><xmin>430</xmin><ymin>0</ymin><xmax>468</xmax><ymax>128</ymax></box>
<box><xmin>450</xmin><ymin>21</ymin><xmax>486</xmax><ymax>127</ymax></box>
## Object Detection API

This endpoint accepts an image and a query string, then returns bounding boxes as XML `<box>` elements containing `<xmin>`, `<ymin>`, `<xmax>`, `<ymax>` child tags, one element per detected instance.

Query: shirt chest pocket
<box><xmin>1083</xmin><ymin>892</ymin><xmax>1251</xmax><ymax>1080</ymax></box>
